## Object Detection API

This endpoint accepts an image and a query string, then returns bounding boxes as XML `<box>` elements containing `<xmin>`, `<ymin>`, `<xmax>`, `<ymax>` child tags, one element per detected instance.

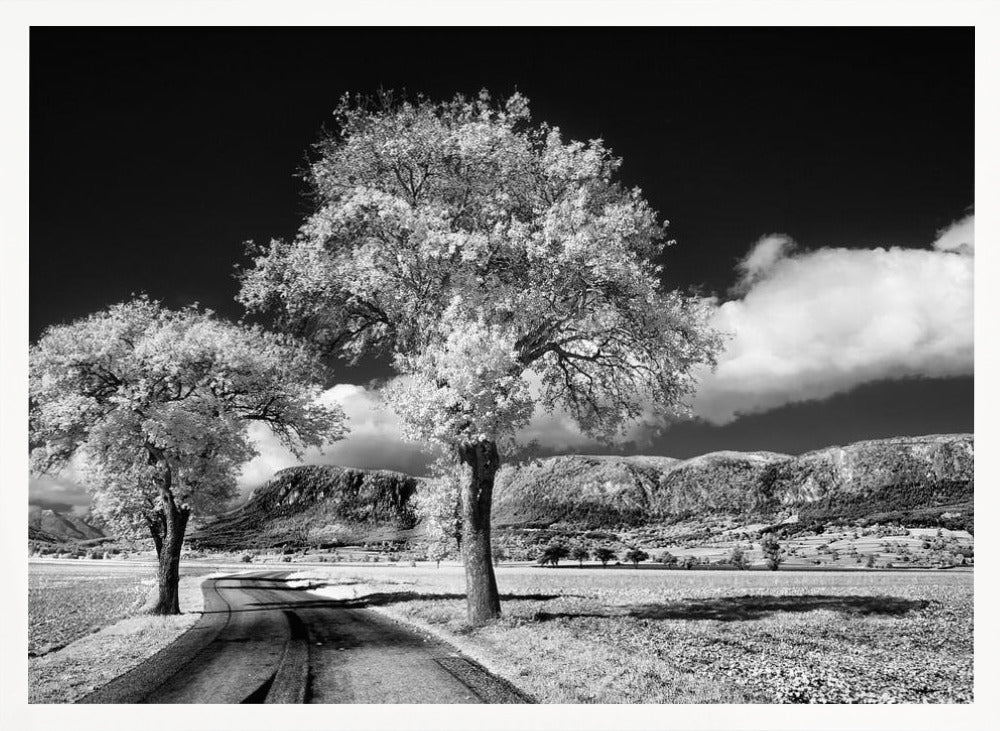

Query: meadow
<box><xmin>29</xmin><ymin>559</ymin><xmax>258</xmax><ymax>658</ymax></box>
<box><xmin>293</xmin><ymin>563</ymin><xmax>974</xmax><ymax>704</ymax></box>
<box><xmin>28</xmin><ymin>557</ymin><xmax>974</xmax><ymax>704</ymax></box>
<box><xmin>29</xmin><ymin>560</ymin><xmax>159</xmax><ymax>657</ymax></box>
<box><xmin>28</xmin><ymin>559</ymin><xmax>244</xmax><ymax>703</ymax></box>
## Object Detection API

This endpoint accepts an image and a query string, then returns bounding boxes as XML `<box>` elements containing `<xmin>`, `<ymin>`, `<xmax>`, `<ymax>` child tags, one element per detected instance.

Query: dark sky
<box><xmin>30</xmin><ymin>27</ymin><xmax>974</xmax><ymax>464</ymax></box>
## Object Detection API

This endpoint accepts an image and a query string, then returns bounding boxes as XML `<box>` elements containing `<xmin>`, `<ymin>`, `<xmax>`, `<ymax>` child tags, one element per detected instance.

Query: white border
<box><xmin>3</xmin><ymin>2</ymin><xmax>998</xmax><ymax>730</ymax></box>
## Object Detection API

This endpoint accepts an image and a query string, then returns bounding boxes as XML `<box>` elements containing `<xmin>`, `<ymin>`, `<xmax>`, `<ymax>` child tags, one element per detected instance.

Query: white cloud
<box><xmin>237</xmin><ymin>383</ymin><xmax>437</xmax><ymax>495</ymax></box>
<box><xmin>29</xmin><ymin>213</ymin><xmax>976</xmax><ymax>507</ymax></box>
<box><xmin>239</xmin><ymin>378</ymin><xmax>622</xmax><ymax>494</ymax></box>
<box><xmin>733</xmin><ymin>233</ymin><xmax>797</xmax><ymax>293</ymax></box>
<box><xmin>692</xmin><ymin>214</ymin><xmax>974</xmax><ymax>424</ymax></box>
<box><xmin>30</xmin><ymin>379</ymin><xmax>613</xmax><ymax>509</ymax></box>
<box><xmin>28</xmin><ymin>474</ymin><xmax>92</xmax><ymax>514</ymax></box>
<box><xmin>515</xmin><ymin>409</ymin><xmax>594</xmax><ymax>451</ymax></box>
<box><xmin>28</xmin><ymin>453</ymin><xmax>93</xmax><ymax>514</ymax></box>
<box><xmin>933</xmin><ymin>213</ymin><xmax>974</xmax><ymax>254</ymax></box>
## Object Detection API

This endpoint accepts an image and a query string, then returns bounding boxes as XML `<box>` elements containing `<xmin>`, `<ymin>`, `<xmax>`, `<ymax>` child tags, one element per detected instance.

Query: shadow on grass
<box><xmin>245</xmin><ymin>591</ymin><xmax>575</xmax><ymax>611</ymax></box>
<box><xmin>210</xmin><ymin>576</ymin><xmax>926</xmax><ymax>623</ymax></box>
<box><xmin>533</xmin><ymin>594</ymin><xmax>930</xmax><ymax>623</ymax></box>
<box><xmin>203</xmin><ymin>576</ymin><xmax>579</xmax><ymax>613</ymax></box>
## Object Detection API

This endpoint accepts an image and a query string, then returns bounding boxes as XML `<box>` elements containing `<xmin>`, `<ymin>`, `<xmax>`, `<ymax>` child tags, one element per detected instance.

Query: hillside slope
<box><xmin>28</xmin><ymin>507</ymin><xmax>105</xmax><ymax>542</ymax></box>
<box><xmin>190</xmin><ymin>465</ymin><xmax>420</xmax><ymax>550</ymax></box>
<box><xmin>188</xmin><ymin>433</ymin><xmax>973</xmax><ymax>551</ymax></box>
<box><xmin>494</xmin><ymin>434</ymin><xmax>973</xmax><ymax>531</ymax></box>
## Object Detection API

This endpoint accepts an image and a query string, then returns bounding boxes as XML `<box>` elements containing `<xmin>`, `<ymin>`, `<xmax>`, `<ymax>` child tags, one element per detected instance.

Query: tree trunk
<box><xmin>146</xmin><ymin>458</ymin><xmax>190</xmax><ymax>616</ymax></box>
<box><xmin>457</xmin><ymin>439</ymin><xmax>502</xmax><ymax>625</ymax></box>
<box><xmin>145</xmin><ymin>510</ymin><xmax>166</xmax><ymax>559</ymax></box>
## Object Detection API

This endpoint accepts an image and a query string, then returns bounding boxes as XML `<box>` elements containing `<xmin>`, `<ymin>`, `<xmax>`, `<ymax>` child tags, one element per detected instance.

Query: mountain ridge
<box><xmin>189</xmin><ymin>433</ymin><xmax>973</xmax><ymax>550</ymax></box>
<box><xmin>28</xmin><ymin>506</ymin><xmax>105</xmax><ymax>543</ymax></box>
<box><xmin>189</xmin><ymin>464</ymin><xmax>420</xmax><ymax>550</ymax></box>
<box><xmin>494</xmin><ymin>433</ymin><xmax>973</xmax><ymax>529</ymax></box>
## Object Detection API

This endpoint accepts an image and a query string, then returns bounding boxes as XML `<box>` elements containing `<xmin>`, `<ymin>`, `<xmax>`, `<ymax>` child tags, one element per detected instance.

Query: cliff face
<box><xmin>189</xmin><ymin>465</ymin><xmax>420</xmax><ymax>550</ymax></box>
<box><xmin>772</xmin><ymin>435</ymin><xmax>974</xmax><ymax>503</ymax></box>
<box><xmin>189</xmin><ymin>434</ymin><xmax>974</xmax><ymax>550</ymax></box>
<box><xmin>649</xmin><ymin>451</ymin><xmax>791</xmax><ymax>517</ymax></box>
<box><xmin>493</xmin><ymin>434</ymin><xmax>973</xmax><ymax>530</ymax></box>
<box><xmin>771</xmin><ymin>435</ymin><xmax>974</xmax><ymax>529</ymax></box>
<box><xmin>28</xmin><ymin>507</ymin><xmax>105</xmax><ymax>542</ymax></box>
<box><xmin>492</xmin><ymin>455</ymin><xmax>678</xmax><ymax>527</ymax></box>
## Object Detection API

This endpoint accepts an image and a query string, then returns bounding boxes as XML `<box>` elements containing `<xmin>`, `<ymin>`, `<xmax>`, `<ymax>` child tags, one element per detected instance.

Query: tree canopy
<box><xmin>238</xmin><ymin>90</ymin><xmax>722</xmax><ymax>623</ymax></box>
<box><xmin>239</xmin><ymin>90</ymin><xmax>721</xmax><ymax>452</ymax></box>
<box><xmin>29</xmin><ymin>297</ymin><xmax>344</xmax><ymax>612</ymax></box>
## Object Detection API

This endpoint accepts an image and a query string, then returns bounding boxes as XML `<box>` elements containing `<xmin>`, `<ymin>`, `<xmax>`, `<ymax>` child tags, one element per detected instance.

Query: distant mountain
<box><xmin>494</xmin><ymin>434</ymin><xmax>973</xmax><ymax>532</ymax></box>
<box><xmin>190</xmin><ymin>465</ymin><xmax>420</xmax><ymax>550</ymax></box>
<box><xmin>28</xmin><ymin>507</ymin><xmax>105</xmax><ymax>543</ymax></box>
<box><xmin>188</xmin><ymin>433</ymin><xmax>974</xmax><ymax>552</ymax></box>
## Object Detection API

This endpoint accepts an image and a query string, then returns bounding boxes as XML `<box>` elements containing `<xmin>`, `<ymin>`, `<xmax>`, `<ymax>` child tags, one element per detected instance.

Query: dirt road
<box><xmin>78</xmin><ymin>571</ymin><xmax>528</xmax><ymax>704</ymax></box>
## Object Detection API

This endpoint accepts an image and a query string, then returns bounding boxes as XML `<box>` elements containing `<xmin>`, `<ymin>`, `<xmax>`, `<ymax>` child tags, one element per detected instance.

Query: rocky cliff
<box><xmin>189</xmin><ymin>433</ymin><xmax>974</xmax><ymax>551</ymax></box>
<box><xmin>189</xmin><ymin>465</ymin><xmax>420</xmax><ymax>550</ymax></box>
<box><xmin>493</xmin><ymin>434</ymin><xmax>973</xmax><ymax>531</ymax></box>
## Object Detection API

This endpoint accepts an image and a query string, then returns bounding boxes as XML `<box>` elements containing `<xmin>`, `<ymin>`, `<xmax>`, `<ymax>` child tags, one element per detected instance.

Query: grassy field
<box><xmin>28</xmin><ymin>559</ymin><xmax>255</xmax><ymax>702</ymax></box>
<box><xmin>29</xmin><ymin>560</ymin><xmax>159</xmax><ymax>657</ymax></box>
<box><xmin>28</xmin><ymin>558</ymin><xmax>974</xmax><ymax>704</ymax></box>
<box><xmin>293</xmin><ymin>563</ymin><xmax>974</xmax><ymax>704</ymax></box>
<box><xmin>28</xmin><ymin>559</ymin><xmax>240</xmax><ymax>657</ymax></box>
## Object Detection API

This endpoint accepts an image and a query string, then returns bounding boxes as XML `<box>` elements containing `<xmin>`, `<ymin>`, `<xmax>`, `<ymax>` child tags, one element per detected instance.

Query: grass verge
<box><xmin>291</xmin><ymin>564</ymin><xmax>973</xmax><ymax>704</ymax></box>
<box><xmin>28</xmin><ymin>571</ymin><xmax>206</xmax><ymax>704</ymax></box>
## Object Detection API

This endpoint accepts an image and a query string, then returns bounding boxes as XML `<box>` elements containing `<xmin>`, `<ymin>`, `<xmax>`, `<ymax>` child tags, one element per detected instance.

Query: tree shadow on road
<box><xmin>532</xmin><ymin>594</ymin><xmax>930</xmax><ymax>623</ymax></box>
<box><xmin>233</xmin><ymin>591</ymin><xmax>574</xmax><ymax>612</ymax></box>
<box><xmin>203</xmin><ymin>575</ymin><xmax>580</xmax><ymax>613</ymax></box>
<box><xmin>204</xmin><ymin>577</ymin><xmax>929</xmax><ymax>622</ymax></box>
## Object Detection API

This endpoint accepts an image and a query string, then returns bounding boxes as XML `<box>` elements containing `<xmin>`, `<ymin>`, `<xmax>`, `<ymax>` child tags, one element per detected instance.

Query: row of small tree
<box><xmin>537</xmin><ymin>542</ymin><xmax>650</xmax><ymax>568</ymax></box>
<box><xmin>534</xmin><ymin>535</ymin><xmax>789</xmax><ymax>572</ymax></box>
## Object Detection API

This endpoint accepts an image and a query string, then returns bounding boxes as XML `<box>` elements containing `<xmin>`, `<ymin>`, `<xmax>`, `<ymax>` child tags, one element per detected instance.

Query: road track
<box><xmin>78</xmin><ymin>571</ymin><xmax>529</xmax><ymax>704</ymax></box>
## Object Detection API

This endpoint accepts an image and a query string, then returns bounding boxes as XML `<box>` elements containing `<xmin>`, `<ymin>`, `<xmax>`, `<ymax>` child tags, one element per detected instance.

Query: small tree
<box><xmin>539</xmin><ymin>542</ymin><xmax>570</xmax><ymax>567</ymax></box>
<box><xmin>728</xmin><ymin>545</ymin><xmax>749</xmax><ymax>570</ymax></box>
<box><xmin>426</xmin><ymin>540</ymin><xmax>450</xmax><ymax>568</ymax></box>
<box><xmin>760</xmin><ymin>533</ymin><xmax>783</xmax><ymax>571</ymax></box>
<box><xmin>29</xmin><ymin>297</ymin><xmax>344</xmax><ymax>614</ymax></box>
<box><xmin>595</xmin><ymin>546</ymin><xmax>617</xmax><ymax>567</ymax></box>
<box><xmin>238</xmin><ymin>90</ymin><xmax>722</xmax><ymax>624</ymax></box>
<box><xmin>659</xmin><ymin>551</ymin><xmax>679</xmax><ymax>567</ymax></box>
<box><xmin>414</xmin><ymin>458</ymin><xmax>465</xmax><ymax>558</ymax></box>
<box><xmin>492</xmin><ymin>545</ymin><xmax>507</xmax><ymax>567</ymax></box>
<box><xmin>571</xmin><ymin>545</ymin><xmax>590</xmax><ymax>567</ymax></box>
<box><xmin>682</xmin><ymin>555</ymin><xmax>697</xmax><ymax>570</ymax></box>
<box><xmin>624</xmin><ymin>547</ymin><xmax>649</xmax><ymax>569</ymax></box>
<box><xmin>865</xmin><ymin>553</ymin><xmax>877</xmax><ymax>568</ymax></box>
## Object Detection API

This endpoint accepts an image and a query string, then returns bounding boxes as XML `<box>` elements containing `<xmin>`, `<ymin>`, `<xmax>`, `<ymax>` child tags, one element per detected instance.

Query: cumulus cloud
<box><xmin>692</xmin><ymin>214</ymin><xmax>974</xmax><ymax>424</ymax></box>
<box><xmin>28</xmin><ymin>451</ymin><xmax>93</xmax><ymax>514</ymax></box>
<box><xmin>733</xmin><ymin>234</ymin><xmax>797</xmax><ymax>293</ymax></box>
<box><xmin>28</xmin><ymin>474</ymin><xmax>93</xmax><ymax>515</ymax></box>
<box><xmin>240</xmin><ymin>378</ymin><xmax>625</xmax><ymax>494</ymax></box>
<box><xmin>28</xmin><ymin>212</ymin><xmax>976</xmax><ymax>507</ymax></box>
<box><xmin>515</xmin><ymin>378</ymin><xmax>662</xmax><ymax>453</ymax></box>
<box><xmin>29</xmin><ymin>378</ymin><xmax>614</xmax><ymax>510</ymax></box>
<box><xmin>932</xmin><ymin>213</ymin><xmax>974</xmax><ymax>254</ymax></box>
<box><xmin>236</xmin><ymin>383</ymin><xmax>437</xmax><ymax>495</ymax></box>
<box><xmin>515</xmin><ymin>409</ymin><xmax>595</xmax><ymax>452</ymax></box>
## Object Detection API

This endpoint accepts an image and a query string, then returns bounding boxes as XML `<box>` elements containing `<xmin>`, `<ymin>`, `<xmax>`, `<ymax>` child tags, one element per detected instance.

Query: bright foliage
<box><xmin>238</xmin><ymin>90</ymin><xmax>722</xmax><ymax>453</ymax></box>
<box><xmin>414</xmin><ymin>457</ymin><xmax>467</xmax><ymax>559</ymax></box>
<box><xmin>29</xmin><ymin>296</ymin><xmax>344</xmax><ymax>533</ymax></box>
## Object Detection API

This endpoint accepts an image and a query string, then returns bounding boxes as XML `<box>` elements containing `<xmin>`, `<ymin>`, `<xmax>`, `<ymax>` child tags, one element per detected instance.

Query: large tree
<box><xmin>29</xmin><ymin>297</ymin><xmax>344</xmax><ymax>614</ymax></box>
<box><xmin>238</xmin><ymin>90</ymin><xmax>722</xmax><ymax>624</ymax></box>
